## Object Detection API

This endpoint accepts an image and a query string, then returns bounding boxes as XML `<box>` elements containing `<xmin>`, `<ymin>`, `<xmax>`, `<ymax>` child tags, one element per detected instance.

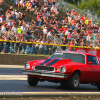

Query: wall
<box><xmin>0</xmin><ymin>54</ymin><xmax>46</xmax><ymax>65</ymax></box>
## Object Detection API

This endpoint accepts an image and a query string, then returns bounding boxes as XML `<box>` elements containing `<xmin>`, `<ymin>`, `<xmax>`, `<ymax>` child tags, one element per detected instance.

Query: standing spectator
<box><xmin>11</xmin><ymin>25</ymin><xmax>17</xmax><ymax>34</ymax></box>
<box><xmin>43</xmin><ymin>26</ymin><xmax>48</xmax><ymax>38</ymax></box>
<box><xmin>31</xmin><ymin>39</ymin><xmax>36</xmax><ymax>55</ymax></box>
<box><xmin>17</xmin><ymin>26</ymin><xmax>21</xmax><ymax>34</ymax></box>
<box><xmin>69</xmin><ymin>40</ymin><xmax>74</xmax><ymax>51</ymax></box>
<box><xmin>38</xmin><ymin>39</ymin><xmax>44</xmax><ymax>54</ymax></box>
<box><xmin>52</xmin><ymin>41</ymin><xmax>57</xmax><ymax>53</ymax></box>
<box><xmin>15</xmin><ymin>36</ymin><xmax>20</xmax><ymax>54</ymax></box>
<box><xmin>43</xmin><ymin>40</ymin><xmax>47</xmax><ymax>55</ymax></box>
<box><xmin>34</xmin><ymin>39</ymin><xmax>40</xmax><ymax>54</ymax></box>
<box><xmin>86</xmin><ymin>34</ymin><xmax>91</xmax><ymax>46</ymax></box>
<box><xmin>61</xmin><ymin>40</ymin><xmax>66</xmax><ymax>50</ymax></box>
<box><xmin>10</xmin><ymin>37</ymin><xmax>16</xmax><ymax>53</ymax></box>
<box><xmin>34</xmin><ymin>0</ymin><xmax>39</xmax><ymax>9</ymax></box>
<box><xmin>0</xmin><ymin>36</ymin><xmax>3</xmax><ymax>53</ymax></box>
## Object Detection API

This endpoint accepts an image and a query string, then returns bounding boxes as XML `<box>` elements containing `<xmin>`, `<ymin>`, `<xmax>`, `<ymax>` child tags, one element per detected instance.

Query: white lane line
<box><xmin>0</xmin><ymin>75</ymin><xmax>27</xmax><ymax>80</ymax></box>
<box><xmin>0</xmin><ymin>65</ymin><xmax>24</xmax><ymax>68</ymax></box>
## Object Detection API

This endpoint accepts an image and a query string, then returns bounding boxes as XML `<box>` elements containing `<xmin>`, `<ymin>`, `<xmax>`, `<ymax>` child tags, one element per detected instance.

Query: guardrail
<box><xmin>0</xmin><ymin>92</ymin><xmax>100</xmax><ymax>100</ymax></box>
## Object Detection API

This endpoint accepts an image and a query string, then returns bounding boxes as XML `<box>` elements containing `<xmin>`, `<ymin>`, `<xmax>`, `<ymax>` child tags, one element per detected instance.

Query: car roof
<box><xmin>56</xmin><ymin>50</ymin><xmax>97</xmax><ymax>57</ymax></box>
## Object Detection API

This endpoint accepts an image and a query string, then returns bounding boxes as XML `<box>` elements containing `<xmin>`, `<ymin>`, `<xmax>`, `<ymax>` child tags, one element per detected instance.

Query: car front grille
<box><xmin>35</xmin><ymin>65</ymin><xmax>54</xmax><ymax>71</ymax></box>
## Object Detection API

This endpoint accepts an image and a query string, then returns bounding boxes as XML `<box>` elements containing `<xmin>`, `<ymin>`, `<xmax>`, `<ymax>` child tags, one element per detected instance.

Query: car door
<box><xmin>87</xmin><ymin>55</ymin><xmax>100</xmax><ymax>81</ymax></box>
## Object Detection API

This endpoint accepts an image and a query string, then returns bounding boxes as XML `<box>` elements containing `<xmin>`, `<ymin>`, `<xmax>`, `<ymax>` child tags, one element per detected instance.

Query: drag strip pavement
<box><xmin>0</xmin><ymin>65</ymin><xmax>26</xmax><ymax>80</ymax></box>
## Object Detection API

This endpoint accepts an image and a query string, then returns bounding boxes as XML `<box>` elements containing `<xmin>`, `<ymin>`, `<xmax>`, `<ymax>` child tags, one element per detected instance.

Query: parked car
<box><xmin>22</xmin><ymin>51</ymin><xmax>100</xmax><ymax>90</ymax></box>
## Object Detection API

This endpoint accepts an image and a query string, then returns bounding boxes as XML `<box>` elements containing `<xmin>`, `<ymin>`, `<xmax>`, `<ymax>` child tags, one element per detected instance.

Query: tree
<box><xmin>77</xmin><ymin>0</ymin><xmax>100</xmax><ymax>17</ymax></box>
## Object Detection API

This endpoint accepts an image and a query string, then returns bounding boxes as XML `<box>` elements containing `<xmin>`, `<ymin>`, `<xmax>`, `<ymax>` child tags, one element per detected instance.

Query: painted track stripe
<box><xmin>0</xmin><ymin>65</ymin><xmax>23</xmax><ymax>68</ymax></box>
<box><xmin>0</xmin><ymin>75</ymin><xmax>27</xmax><ymax>80</ymax></box>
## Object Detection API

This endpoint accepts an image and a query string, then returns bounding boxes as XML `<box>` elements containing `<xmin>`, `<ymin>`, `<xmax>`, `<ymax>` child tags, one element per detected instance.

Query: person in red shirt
<box><xmin>60</xmin><ymin>26</ymin><xmax>64</xmax><ymax>32</ymax></box>
<box><xmin>69</xmin><ymin>40</ymin><xmax>74</xmax><ymax>51</ymax></box>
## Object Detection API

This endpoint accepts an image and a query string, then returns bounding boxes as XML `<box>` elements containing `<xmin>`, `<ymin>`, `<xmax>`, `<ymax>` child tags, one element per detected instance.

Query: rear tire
<box><xmin>97</xmin><ymin>81</ymin><xmax>100</xmax><ymax>90</ymax></box>
<box><xmin>67</xmin><ymin>72</ymin><xmax>80</xmax><ymax>89</ymax></box>
<box><xmin>28</xmin><ymin>76</ymin><xmax>38</xmax><ymax>86</ymax></box>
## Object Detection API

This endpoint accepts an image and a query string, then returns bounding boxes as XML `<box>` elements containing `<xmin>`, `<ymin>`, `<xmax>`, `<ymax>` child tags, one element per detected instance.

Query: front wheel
<box><xmin>28</xmin><ymin>75</ymin><xmax>38</xmax><ymax>86</ymax></box>
<box><xmin>67</xmin><ymin>72</ymin><xmax>80</xmax><ymax>89</ymax></box>
<box><xmin>97</xmin><ymin>81</ymin><xmax>100</xmax><ymax>90</ymax></box>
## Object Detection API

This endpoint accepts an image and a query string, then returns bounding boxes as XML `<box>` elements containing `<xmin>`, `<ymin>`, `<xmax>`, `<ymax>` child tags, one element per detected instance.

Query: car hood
<box><xmin>39</xmin><ymin>58</ymin><xmax>72</xmax><ymax>66</ymax></box>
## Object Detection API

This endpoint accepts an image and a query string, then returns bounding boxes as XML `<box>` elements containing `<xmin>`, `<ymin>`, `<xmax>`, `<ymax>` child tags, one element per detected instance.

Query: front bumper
<box><xmin>22</xmin><ymin>69</ymin><xmax>68</xmax><ymax>78</ymax></box>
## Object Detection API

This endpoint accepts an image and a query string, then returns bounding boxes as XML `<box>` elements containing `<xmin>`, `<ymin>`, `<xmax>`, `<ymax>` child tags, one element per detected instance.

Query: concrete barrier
<box><xmin>0</xmin><ymin>54</ymin><xmax>46</xmax><ymax>65</ymax></box>
<box><xmin>0</xmin><ymin>92</ymin><xmax>100</xmax><ymax>100</ymax></box>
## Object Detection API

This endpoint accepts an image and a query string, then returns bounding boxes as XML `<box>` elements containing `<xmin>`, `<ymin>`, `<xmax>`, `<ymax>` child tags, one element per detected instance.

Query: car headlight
<box><xmin>24</xmin><ymin>63</ymin><xmax>30</xmax><ymax>69</ymax></box>
<box><xmin>60</xmin><ymin>66</ymin><xmax>66</xmax><ymax>73</ymax></box>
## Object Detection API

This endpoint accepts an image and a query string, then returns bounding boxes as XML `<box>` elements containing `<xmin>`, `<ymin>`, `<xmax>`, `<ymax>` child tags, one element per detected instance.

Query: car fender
<box><xmin>72</xmin><ymin>68</ymin><xmax>81</xmax><ymax>76</ymax></box>
<box><xmin>25</xmin><ymin>60</ymin><xmax>45</xmax><ymax>68</ymax></box>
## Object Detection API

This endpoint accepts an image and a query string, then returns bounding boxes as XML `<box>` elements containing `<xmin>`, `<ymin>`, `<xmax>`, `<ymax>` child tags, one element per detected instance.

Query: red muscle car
<box><xmin>22</xmin><ymin>51</ymin><xmax>100</xmax><ymax>90</ymax></box>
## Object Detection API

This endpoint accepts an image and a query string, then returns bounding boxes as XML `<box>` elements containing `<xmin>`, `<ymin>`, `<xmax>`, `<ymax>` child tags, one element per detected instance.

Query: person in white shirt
<box><xmin>86</xmin><ymin>34</ymin><xmax>91</xmax><ymax>46</ymax></box>
<box><xmin>65</xmin><ymin>30</ymin><xmax>70</xmax><ymax>35</ymax></box>
<box><xmin>0</xmin><ymin>16</ymin><xmax>3</xmax><ymax>23</ymax></box>
<box><xmin>11</xmin><ymin>25</ymin><xmax>17</xmax><ymax>34</ymax></box>
<box><xmin>47</xmin><ymin>30</ymin><xmax>54</xmax><ymax>41</ymax></box>
<box><xmin>1</xmin><ymin>24</ymin><xmax>6</xmax><ymax>33</ymax></box>
<box><xmin>43</xmin><ymin>27</ymin><xmax>48</xmax><ymax>38</ymax></box>
<box><xmin>39</xmin><ymin>39</ymin><xmax>44</xmax><ymax>54</ymax></box>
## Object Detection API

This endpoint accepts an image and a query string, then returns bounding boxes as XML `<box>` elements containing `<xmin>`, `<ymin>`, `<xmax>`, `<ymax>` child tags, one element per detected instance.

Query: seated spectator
<box><xmin>60</xmin><ymin>31</ymin><xmax>64</xmax><ymax>40</ymax></box>
<box><xmin>0</xmin><ymin>0</ymin><xmax>4</xmax><ymax>6</ymax></box>
<box><xmin>38</xmin><ymin>20</ymin><xmax>42</xmax><ymax>27</ymax></box>
<box><xmin>47</xmin><ymin>30</ymin><xmax>54</xmax><ymax>41</ymax></box>
<box><xmin>0</xmin><ymin>15</ymin><xmax>4</xmax><ymax>23</ymax></box>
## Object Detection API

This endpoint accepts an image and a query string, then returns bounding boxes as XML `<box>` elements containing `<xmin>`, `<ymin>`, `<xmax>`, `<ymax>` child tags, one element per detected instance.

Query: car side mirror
<box><xmin>46</xmin><ymin>57</ymin><xmax>49</xmax><ymax>60</ymax></box>
<box><xmin>88</xmin><ymin>61</ymin><xmax>93</xmax><ymax>65</ymax></box>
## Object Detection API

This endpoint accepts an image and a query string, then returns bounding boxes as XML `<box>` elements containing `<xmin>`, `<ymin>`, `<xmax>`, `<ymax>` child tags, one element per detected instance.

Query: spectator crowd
<box><xmin>0</xmin><ymin>0</ymin><xmax>100</xmax><ymax>55</ymax></box>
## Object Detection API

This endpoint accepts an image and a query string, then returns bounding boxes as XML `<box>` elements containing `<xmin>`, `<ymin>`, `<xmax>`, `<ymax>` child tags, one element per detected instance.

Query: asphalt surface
<box><xmin>0</xmin><ymin>65</ymin><xmax>100</xmax><ymax>92</ymax></box>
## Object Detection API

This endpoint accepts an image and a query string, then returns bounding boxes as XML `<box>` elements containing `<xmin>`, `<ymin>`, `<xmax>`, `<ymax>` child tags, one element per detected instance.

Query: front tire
<box><xmin>67</xmin><ymin>72</ymin><xmax>80</xmax><ymax>89</ymax></box>
<box><xmin>28</xmin><ymin>75</ymin><xmax>38</xmax><ymax>86</ymax></box>
<box><xmin>97</xmin><ymin>81</ymin><xmax>100</xmax><ymax>90</ymax></box>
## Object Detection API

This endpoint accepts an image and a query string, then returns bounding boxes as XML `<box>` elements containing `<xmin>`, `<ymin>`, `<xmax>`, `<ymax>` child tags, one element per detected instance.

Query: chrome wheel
<box><xmin>73</xmin><ymin>75</ymin><xmax>79</xmax><ymax>87</ymax></box>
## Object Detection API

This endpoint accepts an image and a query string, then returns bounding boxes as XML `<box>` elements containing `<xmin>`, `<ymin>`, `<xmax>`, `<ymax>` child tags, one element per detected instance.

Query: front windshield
<box><xmin>50</xmin><ymin>52</ymin><xmax>85</xmax><ymax>63</ymax></box>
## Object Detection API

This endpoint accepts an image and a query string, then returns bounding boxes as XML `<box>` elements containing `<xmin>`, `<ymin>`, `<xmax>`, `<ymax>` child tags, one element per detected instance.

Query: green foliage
<box><xmin>77</xmin><ymin>0</ymin><xmax>100</xmax><ymax>17</ymax></box>
<box><xmin>67</xmin><ymin>0</ymin><xmax>81</xmax><ymax>5</ymax></box>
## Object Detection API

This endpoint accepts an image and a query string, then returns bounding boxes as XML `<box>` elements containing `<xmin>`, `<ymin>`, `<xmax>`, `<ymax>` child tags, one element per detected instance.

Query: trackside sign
<box><xmin>75</xmin><ymin>48</ymin><xmax>100</xmax><ymax>57</ymax></box>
